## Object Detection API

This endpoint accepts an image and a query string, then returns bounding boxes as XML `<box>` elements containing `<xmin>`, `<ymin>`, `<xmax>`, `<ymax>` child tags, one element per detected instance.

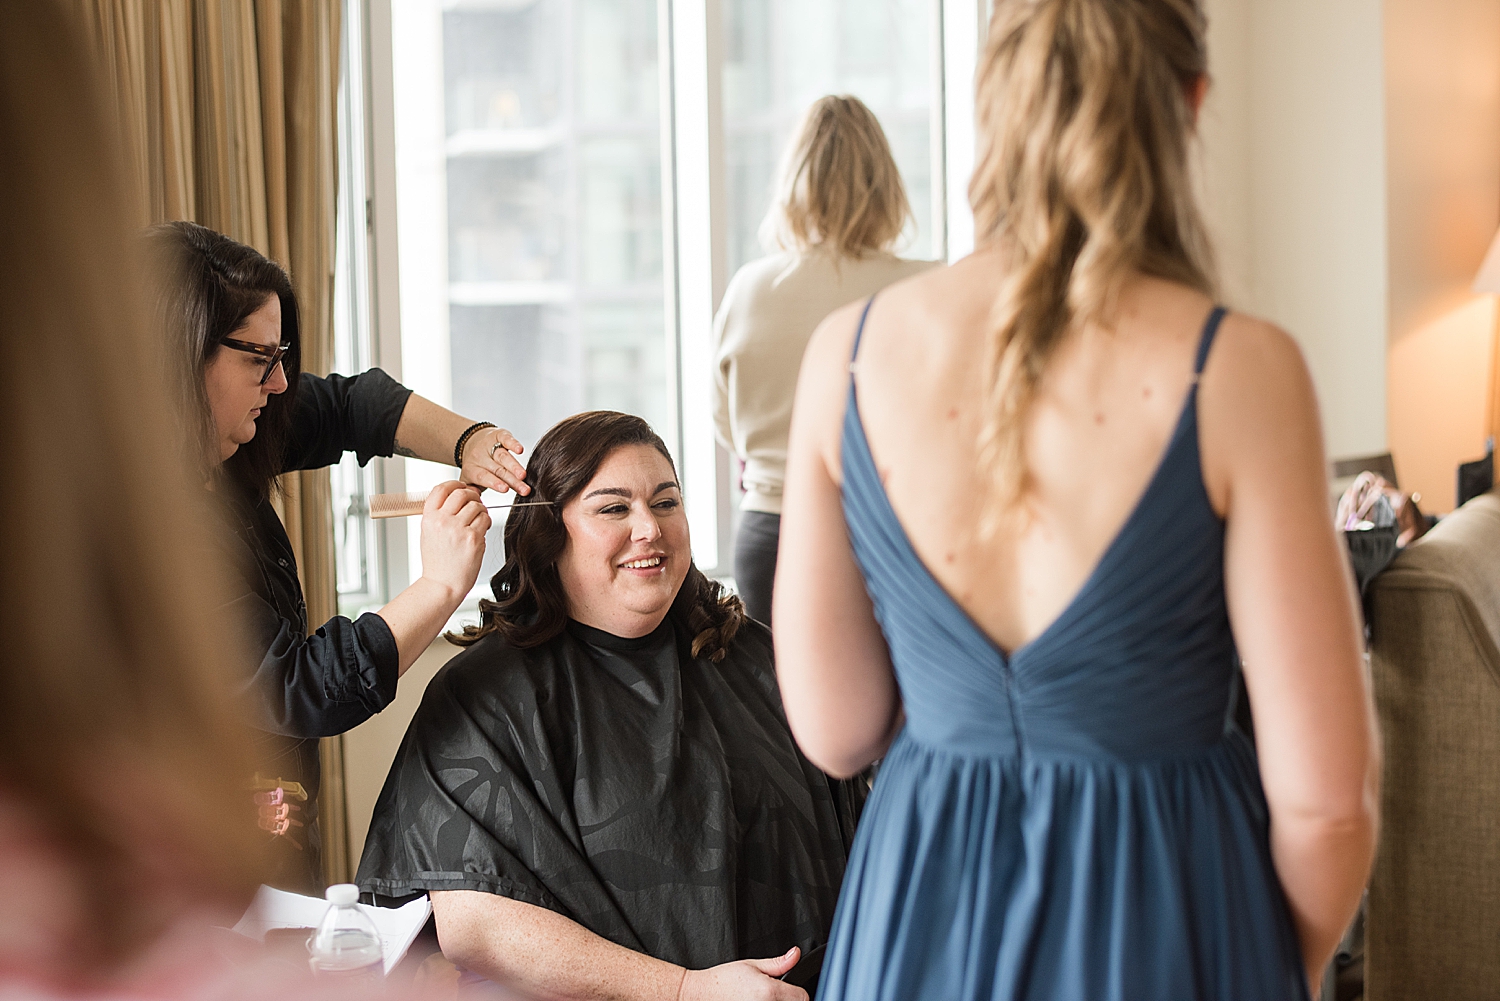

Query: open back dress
<box><xmin>816</xmin><ymin>301</ymin><xmax>1310</xmax><ymax>1001</ymax></box>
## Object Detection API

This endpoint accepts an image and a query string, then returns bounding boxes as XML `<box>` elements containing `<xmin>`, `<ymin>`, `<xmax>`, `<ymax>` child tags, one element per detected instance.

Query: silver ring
<box><xmin>488</xmin><ymin>439</ymin><xmax>505</xmax><ymax>459</ymax></box>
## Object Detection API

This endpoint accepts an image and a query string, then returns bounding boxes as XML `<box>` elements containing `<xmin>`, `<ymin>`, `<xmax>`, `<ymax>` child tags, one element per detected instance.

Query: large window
<box><xmin>387</xmin><ymin>0</ymin><xmax>671</xmax><ymax>587</ymax></box>
<box><xmin>339</xmin><ymin>0</ymin><xmax>986</xmax><ymax>602</ymax></box>
<box><xmin>722</xmin><ymin>0</ymin><xmax>939</xmax><ymax>274</ymax></box>
<box><xmin>443</xmin><ymin>0</ymin><xmax>667</xmax><ymax>443</ymax></box>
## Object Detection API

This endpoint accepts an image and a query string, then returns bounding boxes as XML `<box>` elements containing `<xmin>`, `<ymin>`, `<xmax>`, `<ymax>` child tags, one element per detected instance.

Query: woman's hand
<box><xmin>434</xmin><ymin>891</ymin><xmax>807</xmax><ymax>1001</ymax></box>
<box><xmin>418</xmin><ymin>481</ymin><xmax>492</xmax><ymax>602</ymax></box>
<box><xmin>678</xmin><ymin>947</ymin><xmax>807</xmax><ymax>1001</ymax></box>
<box><xmin>461</xmin><ymin>425</ymin><xmax>530</xmax><ymax>496</ymax></box>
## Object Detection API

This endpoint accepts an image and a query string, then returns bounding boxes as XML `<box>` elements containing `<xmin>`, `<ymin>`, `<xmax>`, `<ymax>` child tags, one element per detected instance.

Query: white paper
<box><xmin>231</xmin><ymin>884</ymin><xmax>432</xmax><ymax>975</ymax></box>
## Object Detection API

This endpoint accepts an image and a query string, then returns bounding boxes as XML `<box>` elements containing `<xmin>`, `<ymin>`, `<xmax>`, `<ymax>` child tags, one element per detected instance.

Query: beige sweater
<box><xmin>713</xmin><ymin>248</ymin><xmax>938</xmax><ymax>514</ymax></box>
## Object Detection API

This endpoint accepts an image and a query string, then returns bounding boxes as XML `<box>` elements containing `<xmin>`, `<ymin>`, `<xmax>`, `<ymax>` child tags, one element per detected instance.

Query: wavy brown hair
<box><xmin>760</xmin><ymin>94</ymin><xmax>913</xmax><ymax>259</ymax></box>
<box><xmin>970</xmin><ymin>0</ymin><xmax>1217</xmax><ymax>514</ymax></box>
<box><xmin>450</xmin><ymin>411</ymin><xmax>747</xmax><ymax>662</ymax></box>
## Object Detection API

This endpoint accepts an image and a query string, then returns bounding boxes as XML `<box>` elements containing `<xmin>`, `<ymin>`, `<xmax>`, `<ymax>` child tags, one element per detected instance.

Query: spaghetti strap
<box><xmin>1194</xmin><ymin>306</ymin><xmax>1228</xmax><ymax>376</ymax></box>
<box><xmin>849</xmin><ymin>295</ymin><xmax>877</xmax><ymax>370</ymax></box>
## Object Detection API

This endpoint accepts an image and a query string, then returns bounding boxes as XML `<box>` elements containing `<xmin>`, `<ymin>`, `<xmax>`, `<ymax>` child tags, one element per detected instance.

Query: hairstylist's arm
<box><xmin>431</xmin><ymin>890</ymin><xmax>806</xmax><ymax>1001</ymax></box>
<box><xmin>376</xmin><ymin>481</ymin><xmax>491</xmax><ymax>677</ymax></box>
<box><xmin>1201</xmin><ymin>316</ymin><xmax>1379</xmax><ymax>992</ymax></box>
<box><xmin>392</xmin><ymin>392</ymin><xmax>530</xmax><ymax>496</ymax></box>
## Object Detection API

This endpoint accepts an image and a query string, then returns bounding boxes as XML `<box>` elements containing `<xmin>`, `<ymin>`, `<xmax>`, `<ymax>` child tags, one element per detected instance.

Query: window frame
<box><xmin>331</xmin><ymin>0</ymin><xmax>406</xmax><ymax>613</ymax></box>
<box><xmin>346</xmin><ymin>0</ymin><xmax>988</xmax><ymax>592</ymax></box>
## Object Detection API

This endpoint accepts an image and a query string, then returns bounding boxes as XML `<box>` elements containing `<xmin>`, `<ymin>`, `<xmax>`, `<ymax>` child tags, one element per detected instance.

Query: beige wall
<box><xmin>1201</xmin><ymin>0</ymin><xmax>1500</xmax><ymax>512</ymax></box>
<box><xmin>1384</xmin><ymin>0</ymin><xmax>1500</xmax><ymax>513</ymax></box>
<box><xmin>1199</xmin><ymin>0</ymin><xmax>1389</xmax><ymax>464</ymax></box>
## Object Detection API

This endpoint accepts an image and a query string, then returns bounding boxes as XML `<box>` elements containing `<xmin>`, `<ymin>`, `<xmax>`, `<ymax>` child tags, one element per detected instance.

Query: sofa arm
<box><xmin>1365</xmin><ymin>570</ymin><xmax>1500</xmax><ymax>1000</ymax></box>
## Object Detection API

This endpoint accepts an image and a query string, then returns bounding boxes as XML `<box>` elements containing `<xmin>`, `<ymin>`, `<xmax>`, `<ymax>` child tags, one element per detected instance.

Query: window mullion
<box><xmin>930</xmin><ymin>0</ymin><xmax>949</xmax><ymax>261</ymax></box>
<box><xmin>667</xmin><ymin>0</ymin><xmax>731</xmax><ymax>574</ymax></box>
<box><xmin>657</xmin><ymin>0</ymin><xmax>683</xmax><ymax>468</ymax></box>
<box><xmin>942</xmin><ymin>0</ymin><xmax>987</xmax><ymax>262</ymax></box>
<box><xmin>363</xmin><ymin>0</ymin><xmax>410</xmax><ymax>596</ymax></box>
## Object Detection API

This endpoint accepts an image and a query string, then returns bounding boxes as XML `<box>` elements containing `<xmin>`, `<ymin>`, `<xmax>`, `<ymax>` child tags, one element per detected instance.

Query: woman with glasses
<box><xmin>146</xmin><ymin>220</ymin><xmax>531</xmax><ymax>892</ymax></box>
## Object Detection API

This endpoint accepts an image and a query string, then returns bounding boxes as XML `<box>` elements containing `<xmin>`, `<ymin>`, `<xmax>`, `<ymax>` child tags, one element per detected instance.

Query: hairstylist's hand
<box><xmin>418</xmin><ymin>481</ymin><xmax>491</xmax><ymax>603</ymax></box>
<box><xmin>461</xmin><ymin>425</ymin><xmax>530</xmax><ymax>496</ymax></box>
<box><xmin>678</xmin><ymin>948</ymin><xmax>807</xmax><ymax>1001</ymax></box>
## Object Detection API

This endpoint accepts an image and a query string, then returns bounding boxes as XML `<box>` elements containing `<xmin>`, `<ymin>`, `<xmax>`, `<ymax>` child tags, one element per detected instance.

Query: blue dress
<box><xmin>817</xmin><ymin>303</ymin><xmax>1309</xmax><ymax>1001</ymax></box>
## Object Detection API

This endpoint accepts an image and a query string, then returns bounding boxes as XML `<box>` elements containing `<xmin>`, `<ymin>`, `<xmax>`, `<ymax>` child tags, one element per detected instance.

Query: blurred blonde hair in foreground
<box><xmin>760</xmin><ymin>94</ymin><xmax>914</xmax><ymax>258</ymax></box>
<box><xmin>0</xmin><ymin>0</ymin><xmax>259</xmax><ymax>986</ymax></box>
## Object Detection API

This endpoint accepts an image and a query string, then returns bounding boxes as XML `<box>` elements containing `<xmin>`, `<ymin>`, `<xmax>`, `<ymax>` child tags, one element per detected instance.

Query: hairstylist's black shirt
<box><xmin>221</xmin><ymin>368</ymin><xmax>411</xmax><ymax>890</ymax></box>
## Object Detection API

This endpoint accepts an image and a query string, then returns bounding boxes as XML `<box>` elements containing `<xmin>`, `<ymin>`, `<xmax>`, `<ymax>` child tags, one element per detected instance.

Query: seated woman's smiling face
<box><xmin>555</xmin><ymin>443</ymin><xmax>691</xmax><ymax>638</ymax></box>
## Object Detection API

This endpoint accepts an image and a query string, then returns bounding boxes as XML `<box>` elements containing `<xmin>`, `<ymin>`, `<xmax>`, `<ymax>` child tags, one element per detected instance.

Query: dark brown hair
<box><xmin>450</xmin><ymin>411</ymin><xmax>747</xmax><ymax>662</ymax></box>
<box><xmin>144</xmin><ymin>220</ymin><xmax>303</xmax><ymax>500</ymax></box>
<box><xmin>0</xmin><ymin>2</ymin><xmax>259</xmax><ymax>977</ymax></box>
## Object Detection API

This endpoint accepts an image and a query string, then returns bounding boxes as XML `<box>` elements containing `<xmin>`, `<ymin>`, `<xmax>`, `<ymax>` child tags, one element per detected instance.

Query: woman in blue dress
<box><xmin>773</xmin><ymin>1</ymin><xmax>1379</xmax><ymax>998</ymax></box>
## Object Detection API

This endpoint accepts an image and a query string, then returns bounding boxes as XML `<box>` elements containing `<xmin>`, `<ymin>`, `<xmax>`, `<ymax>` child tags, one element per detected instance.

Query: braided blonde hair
<box><xmin>970</xmin><ymin>0</ymin><xmax>1217</xmax><ymax>514</ymax></box>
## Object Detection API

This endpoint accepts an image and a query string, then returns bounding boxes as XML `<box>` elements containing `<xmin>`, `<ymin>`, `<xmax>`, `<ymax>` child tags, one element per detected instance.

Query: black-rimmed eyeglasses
<box><xmin>220</xmin><ymin>337</ymin><xmax>290</xmax><ymax>386</ymax></box>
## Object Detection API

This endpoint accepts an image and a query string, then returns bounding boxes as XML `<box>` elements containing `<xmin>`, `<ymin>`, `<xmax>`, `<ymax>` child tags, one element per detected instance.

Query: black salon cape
<box><xmin>221</xmin><ymin>368</ymin><xmax>411</xmax><ymax>891</ymax></box>
<box><xmin>356</xmin><ymin>617</ymin><xmax>856</xmax><ymax>970</ymax></box>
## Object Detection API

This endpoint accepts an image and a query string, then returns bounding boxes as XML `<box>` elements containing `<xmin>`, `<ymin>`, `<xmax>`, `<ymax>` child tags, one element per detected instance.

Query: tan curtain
<box><xmin>73</xmin><ymin>0</ymin><xmax>350</xmax><ymax>887</ymax></box>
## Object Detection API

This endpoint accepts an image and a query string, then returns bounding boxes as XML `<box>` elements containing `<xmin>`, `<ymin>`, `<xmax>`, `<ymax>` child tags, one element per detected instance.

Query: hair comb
<box><xmin>368</xmin><ymin>490</ymin><xmax>555</xmax><ymax>520</ymax></box>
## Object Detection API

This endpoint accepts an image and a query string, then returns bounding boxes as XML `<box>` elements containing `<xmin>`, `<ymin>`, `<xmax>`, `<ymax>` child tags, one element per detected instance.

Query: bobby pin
<box><xmin>369</xmin><ymin>490</ymin><xmax>555</xmax><ymax>520</ymax></box>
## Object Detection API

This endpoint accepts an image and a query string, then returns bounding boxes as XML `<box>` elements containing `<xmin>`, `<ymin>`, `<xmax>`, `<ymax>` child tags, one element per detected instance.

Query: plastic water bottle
<box><xmin>308</xmin><ymin>883</ymin><xmax>383</xmax><ymax>979</ymax></box>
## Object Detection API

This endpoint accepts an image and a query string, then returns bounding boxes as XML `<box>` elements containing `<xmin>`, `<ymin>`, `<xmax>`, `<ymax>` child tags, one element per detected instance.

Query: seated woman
<box><xmin>357</xmin><ymin>411</ymin><xmax>857</xmax><ymax>1000</ymax></box>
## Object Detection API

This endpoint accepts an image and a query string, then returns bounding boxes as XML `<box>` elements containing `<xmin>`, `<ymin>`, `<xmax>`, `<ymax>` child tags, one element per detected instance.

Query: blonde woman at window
<box><xmin>774</xmin><ymin>1</ymin><xmax>1378</xmax><ymax>998</ymax></box>
<box><xmin>713</xmin><ymin>95</ymin><xmax>936</xmax><ymax>625</ymax></box>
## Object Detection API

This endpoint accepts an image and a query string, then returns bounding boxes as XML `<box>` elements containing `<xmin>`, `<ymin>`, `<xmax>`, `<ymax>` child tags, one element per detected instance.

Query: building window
<box><xmin>387</xmin><ymin>0</ymin><xmax>669</xmax><ymax>587</ymax></box>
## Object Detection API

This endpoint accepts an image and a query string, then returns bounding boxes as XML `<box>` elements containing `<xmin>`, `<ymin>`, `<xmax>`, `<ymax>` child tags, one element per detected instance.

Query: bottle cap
<box><xmin>325</xmin><ymin>883</ymin><xmax>360</xmax><ymax>906</ymax></box>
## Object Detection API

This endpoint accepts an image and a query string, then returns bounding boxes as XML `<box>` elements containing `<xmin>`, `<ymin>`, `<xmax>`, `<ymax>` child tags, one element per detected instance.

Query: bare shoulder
<box><xmin>1203</xmin><ymin>311</ymin><xmax>1319</xmax><ymax>420</ymax></box>
<box><xmin>1214</xmin><ymin>311</ymin><xmax>1308</xmax><ymax>370</ymax></box>
<box><xmin>1199</xmin><ymin>310</ymin><xmax>1325</xmax><ymax>513</ymax></box>
<box><xmin>789</xmin><ymin>298</ymin><xmax>869</xmax><ymax>480</ymax></box>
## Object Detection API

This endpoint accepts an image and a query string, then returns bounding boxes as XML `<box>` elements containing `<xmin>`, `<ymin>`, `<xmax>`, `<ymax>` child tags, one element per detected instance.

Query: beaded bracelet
<box><xmin>454</xmin><ymin>421</ymin><xmax>496</xmax><ymax>468</ymax></box>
